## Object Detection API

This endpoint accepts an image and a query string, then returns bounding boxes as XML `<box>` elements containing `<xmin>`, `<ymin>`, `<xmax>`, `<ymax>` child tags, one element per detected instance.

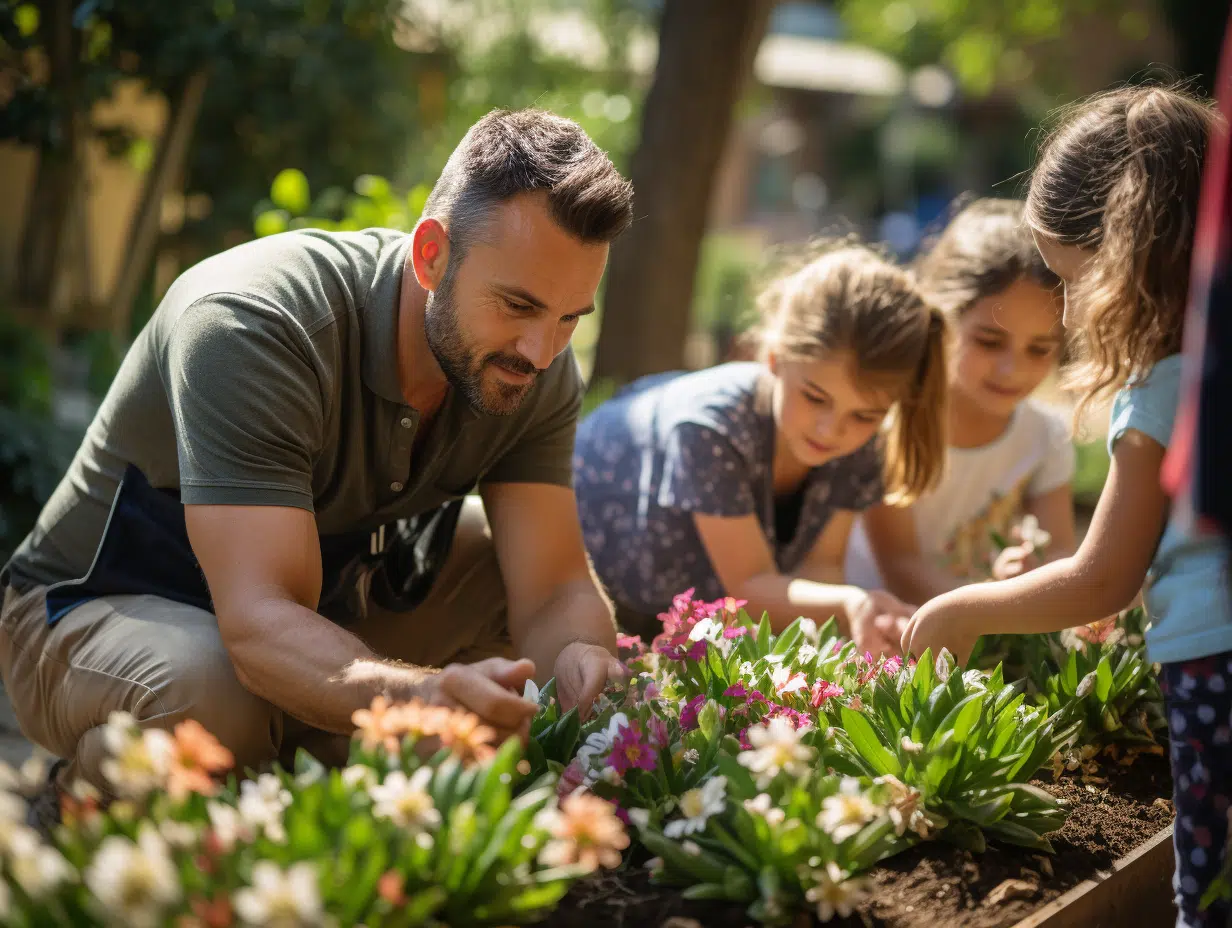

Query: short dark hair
<box><xmin>423</xmin><ymin>108</ymin><xmax>634</xmax><ymax>257</ymax></box>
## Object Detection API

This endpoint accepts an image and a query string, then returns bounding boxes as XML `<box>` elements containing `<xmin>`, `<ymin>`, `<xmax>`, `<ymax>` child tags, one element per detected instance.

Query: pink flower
<box><xmin>723</xmin><ymin>682</ymin><xmax>749</xmax><ymax>700</ymax></box>
<box><xmin>765</xmin><ymin>704</ymin><xmax>812</xmax><ymax>730</ymax></box>
<box><xmin>557</xmin><ymin>759</ymin><xmax>586</xmax><ymax>799</ymax></box>
<box><xmin>654</xmin><ymin>632</ymin><xmax>706</xmax><ymax>662</ymax></box>
<box><xmin>723</xmin><ymin>625</ymin><xmax>751</xmax><ymax>639</ymax></box>
<box><xmin>609</xmin><ymin>721</ymin><xmax>657</xmax><ymax>774</ymax></box>
<box><xmin>644</xmin><ymin>680</ymin><xmax>661</xmax><ymax>700</ymax></box>
<box><xmin>647</xmin><ymin>716</ymin><xmax>669</xmax><ymax>748</ymax></box>
<box><xmin>705</xmin><ymin>596</ymin><xmax>748</xmax><ymax>619</ymax></box>
<box><xmin>882</xmin><ymin>655</ymin><xmax>903</xmax><ymax>677</ymax></box>
<box><xmin>848</xmin><ymin>695</ymin><xmax>864</xmax><ymax>711</ymax></box>
<box><xmin>616</xmin><ymin>633</ymin><xmax>644</xmax><ymax>651</ymax></box>
<box><xmin>680</xmin><ymin>695</ymin><xmax>705</xmax><ymax>732</ymax></box>
<box><xmin>810</xmin><ymin>680</ymin><xmax>844</xmax><ymax>708</ymax></box>
<box><xmin>737</xmin><ymin>727</ymin><xmax>753</xmax><ymax>750</ymax></box>
<box><xmin>658</xmin><ymin>589</ymin><xmax>699</xmax><ymax>636</ymax></box>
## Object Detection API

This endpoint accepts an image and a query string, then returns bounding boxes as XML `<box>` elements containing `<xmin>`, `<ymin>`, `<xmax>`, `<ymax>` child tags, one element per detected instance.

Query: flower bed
<box><xmin>0</xmin><ymin>592</ymin><xmax>1174</xmax><ymax>926</ymax></box>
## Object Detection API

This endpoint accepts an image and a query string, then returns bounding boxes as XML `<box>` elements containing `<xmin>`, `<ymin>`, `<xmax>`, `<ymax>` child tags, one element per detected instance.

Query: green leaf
<box><xmin>1096</xmin><ymin>655</ymin><xmax>1114</xmax><ymax>704</ymax></box>
<box><xmin>682</xmin><ymin>883</ymin><xmax>738</xmax><ymax>901</ymax></box>
<box><xmin>985</xmin><ymin>819</ymin><xmax>1056</xmax><ymax>852</ymax></box>
<box><xmin>840</xmin><ymin>707</ymin><xmax>902</xmax><ymax>776</ymax></box>
<box><xmin>913</xmin><ymin>648</ymin><xmax>936</xmax><ymax>694</ymax></box>
<box><xmin>270</xmin><ymin>168</ymin><xmax>311</xmax><ymax>214</ymax></box>
<box><xmin>1062</xmin><ymin>648</ymin><xmax>1079</xmax><ymax>695</ymax></box>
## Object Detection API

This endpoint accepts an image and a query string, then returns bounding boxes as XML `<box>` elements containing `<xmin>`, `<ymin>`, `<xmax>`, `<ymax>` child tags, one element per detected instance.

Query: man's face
<box><xmin>425</xmin><ymin>192</ymin><xmax>609</xmax><ymax>416</ymax></box>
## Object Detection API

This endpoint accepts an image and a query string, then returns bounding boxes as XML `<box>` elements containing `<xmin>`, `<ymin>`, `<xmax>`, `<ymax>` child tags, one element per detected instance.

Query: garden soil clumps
<box><xmin>545</xmin><ymin>753</ymin><xmax>1174</xmax><ymax>928</ymax></box>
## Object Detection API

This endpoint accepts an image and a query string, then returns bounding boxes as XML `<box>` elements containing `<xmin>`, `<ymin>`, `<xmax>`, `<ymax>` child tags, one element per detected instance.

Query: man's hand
<box><xmin>554</xmin><ymin>641</ymin><xmax>626</xmax><ymax>719</ymax></box>
<box><xmin>992</xmin><ymin>543</ymin><xmax>1040</xmax><ymax>581</ymax></box>
<box><xmin>846</xmin><ymin>589</ymin><xmax>913</xmax><ymax>657</ymax></box>
<box><xmin>410</xmin><ymin>657</ymin><xmax>539</xmax><ymax>743</ymax></box>
<box><xmin>900</xmin><ymin>598</ymin><xmax>982</xmax><ymax>666</ymax></box>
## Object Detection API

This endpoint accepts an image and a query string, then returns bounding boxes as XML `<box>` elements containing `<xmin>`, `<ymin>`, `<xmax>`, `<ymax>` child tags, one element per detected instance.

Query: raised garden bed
<box><xmin>544</xmin><ymin>752</ymin><xmax>1175</xmax><ymax>928</ymax></box>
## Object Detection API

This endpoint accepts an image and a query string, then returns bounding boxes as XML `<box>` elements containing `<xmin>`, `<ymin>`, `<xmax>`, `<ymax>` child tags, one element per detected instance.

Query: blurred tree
<box><xmin>592</xmin><ymin>0</ymin><xmax>773</xmax><ymax>384</ymax></box>
<box><xmin>0</xmin><ymin>0</ymin><xmax>413</xmax><ymax>339</ymax></box>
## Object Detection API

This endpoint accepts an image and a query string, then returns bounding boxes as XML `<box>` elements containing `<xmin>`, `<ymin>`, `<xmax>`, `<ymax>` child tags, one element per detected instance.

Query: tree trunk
<box><xmin>107</xmin><ymin>68</ymin><xmax>211</xmax><ymax>344</ymax></box>
<box><xmin>591</xmin><ymin>0</ymin><xmax>773</xmax><ymax>385</ymax></box>
<box><xmin>16</xmin><ymin>0</ymin><xmax>81</xmax><ymax>318</ymax></box>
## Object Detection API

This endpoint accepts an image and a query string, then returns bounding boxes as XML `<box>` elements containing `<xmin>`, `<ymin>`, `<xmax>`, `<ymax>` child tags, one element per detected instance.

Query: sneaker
<box><xmin>24</xmin><ymin>759</ymin><xmax>65</xmax><ymax>838</ymax></box>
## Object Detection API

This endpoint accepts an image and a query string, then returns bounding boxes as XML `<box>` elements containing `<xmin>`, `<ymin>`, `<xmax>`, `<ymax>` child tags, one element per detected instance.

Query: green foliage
<box><xmin>1072</xmin><ymin>439</ymin><xmax>1111</xmax><ymax>506</ymax></box>
<box><xmin>253</xmin><ymin>171</ymin><xmax>431</xmax><ymax>236</ymax></box>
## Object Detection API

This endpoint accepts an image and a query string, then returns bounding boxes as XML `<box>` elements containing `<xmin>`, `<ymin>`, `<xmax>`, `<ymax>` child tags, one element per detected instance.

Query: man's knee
<box><xmin>150</xmin><ymin>641</ymin><xmax>282</xmax><ymax>772</ymax></box>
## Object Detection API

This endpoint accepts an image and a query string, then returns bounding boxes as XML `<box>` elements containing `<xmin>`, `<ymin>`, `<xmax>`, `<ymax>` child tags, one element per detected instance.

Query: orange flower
<box><xmin>401</xmin><ymin>701</ymin><xmax>454</xmax><ymax>740</ymax></box>
<box><xmin>437</xmin><ymin>710</ymin><xmax>498</xmax><ymax>766</ymax></box>
<box><xmin>377</xmin><ymin>870</ymin><xmax>406</xmax><ymax>905</ymax></box>
<box><xmin>187</xmin><ymin>895</ymin><xmax>234</xmax><ymax>928</ymax></box>
<box><xmin>352</xmin><ymin>695</ymin><xmax>407</xmax><ymax>755</ymax></box>
<box><xmin>167</xmin><ymin>721</ymin><xmax>235</xmax><ymax>801</ymax></box>
<box><xmin>539</xmin><ymin>793</ymin><xmax>630</xmax><ymax>872</ymax></box>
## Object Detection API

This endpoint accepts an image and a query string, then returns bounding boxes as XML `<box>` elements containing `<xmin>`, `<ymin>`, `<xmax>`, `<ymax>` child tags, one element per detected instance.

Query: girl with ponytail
<box><xmin>900</xmin><ymin>86</ymin><xmax>1224</xmax><ymax>928</ymax></box>
<box><xmin>574</xmin><ymin>244</ymin><xmax>948</xmax><ymax>656</ymax></box>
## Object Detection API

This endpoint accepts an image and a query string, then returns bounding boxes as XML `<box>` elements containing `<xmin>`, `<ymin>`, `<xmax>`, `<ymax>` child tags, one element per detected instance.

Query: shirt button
<box><xmin>400</xmin><ymin>417</ymin><xmax>413</xmax><ymax>429</ymax></box>
<box><xmin>390</xmin><ymin>481</ymin><xmax>404</xmax><ymax>493</ymax></box>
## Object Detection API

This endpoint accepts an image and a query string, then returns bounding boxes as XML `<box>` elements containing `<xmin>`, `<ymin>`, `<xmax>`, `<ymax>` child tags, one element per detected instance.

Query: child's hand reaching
<box><xmin>900</xmin><ymin>595</ymin><xmax>983</xmax><ymax>666</ymax></box>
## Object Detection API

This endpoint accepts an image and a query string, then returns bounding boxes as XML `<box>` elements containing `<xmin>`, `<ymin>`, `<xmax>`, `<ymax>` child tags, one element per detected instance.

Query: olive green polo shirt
<box><xmin>5</xmin><ymin>228</ymin><xmax>584</xmax><ymax>594</ymax></box>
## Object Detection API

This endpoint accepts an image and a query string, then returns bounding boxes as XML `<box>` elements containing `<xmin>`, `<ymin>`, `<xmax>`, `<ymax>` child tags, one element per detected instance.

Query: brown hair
<box><xmin>1025</xmin><ymin>85</ymin><xmax>1216</xmax><ymax>422</ymax></box>
<box><xmin>755</xmin><ymin>244</ymin><xmax>948</xmax><ymax>505</ymax></box>
<box><xmin>915</xmin><ymin>197</ymin><xmax>1060</xmax><ymax>320</ymax></box>
<box><xmin>424</xmin><ymin>108</ymin><xmax>634</xmax><ymax>258</ymax></box>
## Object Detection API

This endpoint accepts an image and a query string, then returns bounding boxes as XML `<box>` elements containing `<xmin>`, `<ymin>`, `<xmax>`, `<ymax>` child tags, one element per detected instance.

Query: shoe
<box><xmin>24</xmin><ymin>758</ymin><xmax>65</xmax><ymax>838</ymax></box>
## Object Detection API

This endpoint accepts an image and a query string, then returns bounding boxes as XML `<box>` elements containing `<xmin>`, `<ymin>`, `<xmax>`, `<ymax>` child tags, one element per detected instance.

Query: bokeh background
<box><xmin>0</xmin><ymin>0</ymin><xmax>1229</xmax><ymax>565</ymax></box>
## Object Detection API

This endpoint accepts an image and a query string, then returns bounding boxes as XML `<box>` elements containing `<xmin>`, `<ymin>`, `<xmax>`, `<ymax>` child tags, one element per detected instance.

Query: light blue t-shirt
<box><xmin>1107</xmin><ymin>354</ymin><xmax>1232</xmax><ymax>664</ymax></box>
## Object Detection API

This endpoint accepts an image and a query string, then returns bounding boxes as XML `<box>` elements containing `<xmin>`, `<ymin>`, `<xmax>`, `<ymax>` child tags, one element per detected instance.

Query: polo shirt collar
<box><xmin>361</xmin><ymin>233</ymin><xmax>414</xmax><ymax>405</ymax></box>
<box><xmin>360</xmin><ymin>232</ymin><xmax>479</xmax><ymax>424</ymax></box>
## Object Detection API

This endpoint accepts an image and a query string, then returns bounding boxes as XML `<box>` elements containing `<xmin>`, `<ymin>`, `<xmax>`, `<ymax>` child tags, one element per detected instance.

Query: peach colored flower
<box><xmin>352</xmin><ymin>695</ymin><xmax>406</xmax><ymax>755</ymax></box>
<box><xmin>377</xmin><ymin>870</ymin><xmax>406</xmax><ymax>905</ymax></box>
<box><xmin>167</xmin><ymin>721</ymin><xmax>235</xmax><ymax>801</ymax></box>
<box><xmin>538</xmin><ymin>793</ymin><xmax>630</xmax><ymax>872</ymax></box>
<box><xmin>437</xmin><ymin>710</ymin><xmax>498</xmax><ymax>766</ymax></box>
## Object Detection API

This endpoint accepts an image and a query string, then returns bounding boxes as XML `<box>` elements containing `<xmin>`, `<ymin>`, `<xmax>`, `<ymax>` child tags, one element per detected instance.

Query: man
<box><xmin>0</xmin><ymin>108</ymin><xmax>632</xmax><ymax>807</ymax></box>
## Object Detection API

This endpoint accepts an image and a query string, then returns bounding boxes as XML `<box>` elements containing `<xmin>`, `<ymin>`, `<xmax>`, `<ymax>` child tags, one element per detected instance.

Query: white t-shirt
<box><xmin>846</xmin><ymin>399</ymin><xmax>1075</xmax><ymax>590</ymax></box>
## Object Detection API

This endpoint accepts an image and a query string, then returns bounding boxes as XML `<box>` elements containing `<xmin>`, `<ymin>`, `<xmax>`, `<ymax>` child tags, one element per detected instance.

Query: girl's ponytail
<box><xmin>883</xmin><ymin>306</ymin><xmax>948</xmax><ymax>506</ymax></box>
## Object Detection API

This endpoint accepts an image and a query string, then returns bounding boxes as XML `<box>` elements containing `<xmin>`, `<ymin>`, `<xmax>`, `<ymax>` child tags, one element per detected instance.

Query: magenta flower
<box><xmin>765</xmin><ymin>704</ymin><xmax>813</xmax><ymax>730</ymax></box>
<box><xmin>810</xmin><ymin>680</ymin><xmax>844</xmax><ymax>709</ymax></box>
<box><xmin>609</xmin><ymin>720</ymin><xmax>657</xmax><ymax>774</ymax></box>
<box><xmin>647</xmin><ymin>716</ymin><xmax>670</xmax><ymax>748</ymax></box>
<box><xmin>737</xmin><ymin>727</ymin><xmax>753</xmax><ymax>750</ymax></box>
<box><xmin>680</xmin><ymin>695</ymin><xmax>705</xmax><ymax>732</ymax></box>
<box><xmin>557</xmin><ymin>758</ymin><xmax>586</xmax><ymax>799</ymax></box>
<box><xmin>882</xmin><ymin>655</ymin><xmax>904</xmax><ymax>677</ymax></box>
<box><xmin>612</xmin><ymin>800</ymin><xmax>632</xmax><ymax>825</ymax></box>
<box><xmin>724</xmin><ymin>682</ymin><xmax>749</xmax><ymax>699</ymax></box>
<box><xmin>644</xmin><ymin>679</ymin><xmax>661</xmax><ymax>700</ymax></box>
<box><xmin>723</xmin><ymin>625</ymin><xmax>751</xmax><ymax>639</ymax></box>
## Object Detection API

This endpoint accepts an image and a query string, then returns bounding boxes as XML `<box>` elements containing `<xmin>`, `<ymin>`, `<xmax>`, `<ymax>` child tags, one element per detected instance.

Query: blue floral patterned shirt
<box><xmin>573</xmin><ymin>362</ymin><xmax>884</xmax><ymax>615</ymax></box>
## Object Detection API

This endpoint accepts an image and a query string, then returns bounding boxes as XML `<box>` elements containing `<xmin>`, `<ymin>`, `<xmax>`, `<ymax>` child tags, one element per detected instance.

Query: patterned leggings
<box><xmin>1162</xmin><ymin>653</ymin><xmax>1232</xmax><ymax>928</ymax></box>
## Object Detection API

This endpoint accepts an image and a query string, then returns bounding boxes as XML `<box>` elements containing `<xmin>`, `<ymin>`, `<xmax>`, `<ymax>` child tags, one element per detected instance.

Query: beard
<box><xmin>423</xmin><ymin>270</ymin><xmax>540</xmax><ymax>416</ymax></box>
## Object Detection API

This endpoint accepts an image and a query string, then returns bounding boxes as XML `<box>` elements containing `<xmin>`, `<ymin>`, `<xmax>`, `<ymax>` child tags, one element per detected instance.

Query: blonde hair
<box><xmin>755</xmin><ymin>244</ymin><xmax>948</xmax><ymax>505</ymax></box>
<box><xmin>1025</xmin><ymin>85</ymin><xmax>1217</xmax><ymax>424</ymax></box>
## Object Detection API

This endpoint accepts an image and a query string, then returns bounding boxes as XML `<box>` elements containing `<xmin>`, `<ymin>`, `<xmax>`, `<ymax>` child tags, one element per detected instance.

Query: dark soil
<box><xmin>542</xmin><ymin>752</ymin><xmax>1174</xmax><ymax>928</ymax></box>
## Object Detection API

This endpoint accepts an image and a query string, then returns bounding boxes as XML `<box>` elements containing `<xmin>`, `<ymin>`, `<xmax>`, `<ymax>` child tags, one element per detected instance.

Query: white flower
<box><xmin>664</xmin><ymin>776</ymin><xmax>726</xmax><ymax>837</ymax></box>
<box><xmin>85</xmin><ymin>824</ymin><xmax>180</xmax><ymax>928</ymax></box>
<box><xmin>1018</xmin><ymin>514</ymin><xmax>1052</xmax><ymax>550</ymax></box>
<box><xmin>796</xmin><ymin>643</ymin><xmax>819</xmax><ymax>666</ymax></box>
<box><xmin>207</xmin><ymin>801</ymin><xmax>255</xmax><ymax>851</ymax></box>
<box><xmin>743</xmin><ymin>792</ymin><xmax>786</xmax><ymax>827</ymax></box>
<box><xmin>797</xmin><ymin>618</ymin><xmax>819</xmax><ymax>643</ymax></box>
<box><xmin>341</xmin><ymin>764</ymin><xmax>378</xmax><ymax>791</ymax></box>
<box><xmin>157</xmin><ymin>819</ymin><xmax>199</xmax><ymax>849</ymax></box>
<box><xmin>627</xmin><ymin>807</ymin><xmax>651</xmax><ymax>829</ymax></box>
<box><xmin>875</xmin><ymin>774</ymin><xmax>940</xmax><ymax>838</ymax></box>
<box><xmin>100</xmin><ymin>713</ymin><xmax>174</xmax><ymax>799</ymax></box>
<box><xmin>688</xmin><ymin>618</ymin><xmax>724</xmax><ymax>643</ymax></box>
<box><xmin>762</xmin><ymin>653</ymin><xmax>786</xmax><ymax>665</ymax></box>
<box><xmin>680</xmin><ymin>748</ymin><xmax>700</xmax><ymax>766</ymax></box>
<box><xmin>0</xmin><ymin>788</ymin><xmax>26</xmax><ymax>824</ymax></box>
<box><xmin>771</xmin><ymin>665</ymin><xmax>808</xmax><ymax>696</ymax></box>
<box><xmin>737</xmin><ymin>717</ymin><xmax>816</xmax><ymax>787</ymax></box>
<box><xmin>575</xmin><ymin>712</ymin><xmax>630</xmax><ymax>786</ymax></box>
<box><xmin>369</xmin><ymin>768</ymin><xmax>441</xmax><ymax>832</ymax></box>
<box><xmin>962</xmin><ymin>669</ymin><xmax>988</xmax><ymax>692</ymax></box>
<box><xmin>238</xmin><ymin>774</ymin><xmax>292</xmax><ymax>844</ymax></box>
<box><xmin>1076</xmin><ymin>671</ymin><xmax>1097</xmax><ymax>699</ymax></box>
<box><xmin>900</xmin><ymin>735</ymin><xmax>923</xmax><ymax>754</ymax></box>
<box><xmin>817</xmin><ymin>778</ymin><xmax>883</xmax><ymax>842</ymax></box>
<box><xmin>523</xmin><ymin>678</ymin><xmax>541</xmax><ymax>703</ymax></box>
<box><xmin>803</xmin><ymin>861</ymin><xmax>871</xmax><ymax>922</ymax></box>
<box><xmin>233</xmin><ymin>860</ymin><xmax>323</xmax><ymax>926</ymax></box>
<box><xmin>644</xmin><ymin>856</ymin><xmax>664</xmax><ymax>873</ymax></box>
<box><xmin>934</xmin><ymin>648</ymin><xmax>954</xmax><ymax>683</ymax></box>
<box><xmin>6</xmin><ymin>826</ymin><xmax>73</xmax><ymax>897</ymax></box>
<box><xmin>682</xmin><ymin>840</ymin><xmax>702</xmax><ymax>856</ymax></box>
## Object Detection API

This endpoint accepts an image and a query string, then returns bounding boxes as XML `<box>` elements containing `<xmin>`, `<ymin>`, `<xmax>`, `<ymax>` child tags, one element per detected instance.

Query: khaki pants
<box><xmin>0</xmin><ymin>498</ymin><xmax>508</xmax><ymax>794</ymax></box>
